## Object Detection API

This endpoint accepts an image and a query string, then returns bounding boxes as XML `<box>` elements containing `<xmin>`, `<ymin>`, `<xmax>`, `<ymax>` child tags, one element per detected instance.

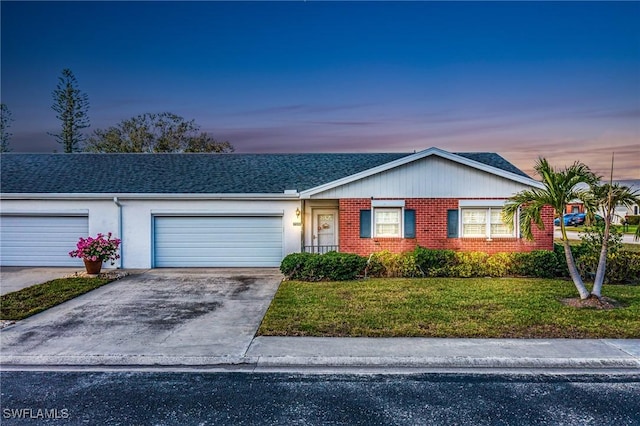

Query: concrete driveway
<box><xmin>0</xmin><ymin>269</ymin><xmax>282</xmax><ymax>365</ymax></box>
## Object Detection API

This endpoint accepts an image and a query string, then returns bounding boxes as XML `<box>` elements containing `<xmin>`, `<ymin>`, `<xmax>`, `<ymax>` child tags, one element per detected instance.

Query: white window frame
<box><xmin>459</xmin><ymin>200</ymin><xmax>517</xmax><ymax>240</ymax></box>
<box><xmin>371</xmin><ymin>200</ymin><xmax>405</xmax><ymax>238</ymax></box>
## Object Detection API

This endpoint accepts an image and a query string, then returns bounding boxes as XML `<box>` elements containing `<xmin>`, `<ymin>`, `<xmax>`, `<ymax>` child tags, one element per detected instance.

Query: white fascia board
<box><xmin>372</xmin><ymin>199</ymin><xmax>405</xmax><ymax>207</ymax></box>
<box><xmin>299</xmin><ymin>147</ymin><xmax>543</xmax><ymax>198</ymax></box>
<box><xmin>459</xmin><ymin>200</ymin><xmax>506</xmax><ymax>207</ymax></box>
<box><xmin>151</xmin><ymin>210</ymin><xmax>284</xmax><ymax>217</ymax></box>
<box><xmin>0</xmin><ymin>193</ymin><xmax>300</xmax><ymax>201</ymax></box>
<box><xmin>0</xmin><ymin>209</ymin><xmax>89</xmax><ymax>216</ymax></box>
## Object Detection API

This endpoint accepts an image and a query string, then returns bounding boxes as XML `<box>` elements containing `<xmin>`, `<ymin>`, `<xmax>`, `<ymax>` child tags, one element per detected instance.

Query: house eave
<box><xmin>0</xmin><ymin>192</ymin><xmax>300</xmax><ymax>201</ymax></box>
<box><xmin>299</xmin><ymin>147</ymin><xmax>544</xmax><ymax>198</ymax></box>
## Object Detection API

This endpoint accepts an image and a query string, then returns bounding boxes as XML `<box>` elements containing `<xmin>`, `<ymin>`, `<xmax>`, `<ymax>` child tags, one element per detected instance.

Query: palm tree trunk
<box><xmin>592</xmin><ymin>211</ymin><xmax>612</xmax><ymax>298</ymax></box>
<box><xmin>560</xmin><ymin>224</ymin><xmax>590</xmax><ymax>299</ymax></box>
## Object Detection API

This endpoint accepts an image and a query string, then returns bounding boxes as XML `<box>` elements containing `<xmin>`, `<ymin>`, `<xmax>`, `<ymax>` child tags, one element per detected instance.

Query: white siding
<box><xmin>154</xmin><ymin>216</ymin><xmax>283</xmax><ymax>267</ymax></box>
<box><xmin>0</xmin><ymin>215</ymin><xmax>88</xmax><ymax>266</ymax></box>
<box><xmin>310</xmin><ymin>156</ymin><xmax>532</xmax><ymax>199</ymax></box>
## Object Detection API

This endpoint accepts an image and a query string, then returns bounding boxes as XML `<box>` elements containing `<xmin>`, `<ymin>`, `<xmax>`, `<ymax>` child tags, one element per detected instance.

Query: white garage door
<box><xmin>0</xmin><ymin>215</ymin><xmax>89</xmax><ymax>266</ymax></box>
<box><xmin>154</xmin><ymin>216</ymin><xmax>283</xmax><ymax>267</ymax></box>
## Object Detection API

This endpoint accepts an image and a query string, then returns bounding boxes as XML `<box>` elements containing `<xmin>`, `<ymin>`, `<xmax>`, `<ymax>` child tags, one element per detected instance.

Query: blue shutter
<box><xmin>360</xmin><ymin>210</ymin><xmax>371</xmax><ymax>238</ymax></box>
<box><xmin>447</xmin><ymin>209</ymin><xmax>459</xmax><ymax>238</ymax></box>
<box><xmin>404</xmin><ymin>209</ymin><xmax>416</xmax><ymax>238</ymax></box>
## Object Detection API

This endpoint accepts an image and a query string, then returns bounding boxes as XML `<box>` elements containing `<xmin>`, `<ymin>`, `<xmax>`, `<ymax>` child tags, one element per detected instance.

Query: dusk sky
<box><xmin>1</xmin><ymin>1</ymin><xmax>639</xmax><ymax>179</ymax></box>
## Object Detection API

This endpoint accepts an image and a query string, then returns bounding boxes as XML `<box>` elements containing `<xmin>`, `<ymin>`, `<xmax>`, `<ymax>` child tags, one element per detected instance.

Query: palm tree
<box><xmin>503</xmin><ymin>158</ymin><xmax>598</xmax><ymax>300</ymax></box>
<box><xmin>589</xmin><ymin>182</ymin><xmax>640</xmax><ymax>298</ymax></box>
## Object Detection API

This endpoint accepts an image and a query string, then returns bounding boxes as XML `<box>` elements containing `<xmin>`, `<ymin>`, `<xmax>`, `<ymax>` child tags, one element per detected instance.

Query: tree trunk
<box><xmin>591</xmin><ymin>211</ymin><xmax>612</xmax><ymax>298</ymax></box>
<box><xmin>561</xmin><ymin>236</ymin><xmax>590</xmax><ymax>300</ymax></box>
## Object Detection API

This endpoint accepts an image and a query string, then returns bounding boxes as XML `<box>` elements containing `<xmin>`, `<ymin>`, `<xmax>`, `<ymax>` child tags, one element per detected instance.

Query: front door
<box><xmin>313</xmin><ymin>210</ymin><xmax>338</xmax><ymax>253</ymax></box>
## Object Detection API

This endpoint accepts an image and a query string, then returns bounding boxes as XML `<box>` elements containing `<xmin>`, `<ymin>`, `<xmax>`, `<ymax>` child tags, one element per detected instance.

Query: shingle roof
<box><xmin>0</xmin><ymin>151</ymin><xmax>530</xmax><ymax>194</ymax></box>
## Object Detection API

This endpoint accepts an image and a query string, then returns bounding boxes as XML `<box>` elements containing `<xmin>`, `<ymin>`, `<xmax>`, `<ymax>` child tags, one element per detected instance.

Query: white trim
<box><xmin>0</xmin><ymin>193</ymin><xmax>299</xmax><ymax>201</ymax></box>
<box><xmin>0</xmin><ymin>210</ymin><xmax>89</xmax><ymax>216</ymax></box>
<box><xmin>459</xmin><ymin>200</ymin><xmax>506</xmax><ymax>207</ymax></box>
<box><xmin>150</xmin><ymin>210</ymin><xmax>284</xmax><ymax>217</ymax></box>
<box><xmin>300</xmin><ymin>147</ymin><xmax>544</xmax><ymax>198</ymax></box>
<box><xmin>371</xmin><ymin>199</ymin><xmax>405</xmax><ymax>208</ymax></box>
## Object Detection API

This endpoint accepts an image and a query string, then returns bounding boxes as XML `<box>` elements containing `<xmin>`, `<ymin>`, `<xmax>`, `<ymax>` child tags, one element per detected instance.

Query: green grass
<box><xmin>258</xmin><ymin>278</ymin><xmax>640</xmax><ymax>338</ymax></box>
<box><xmin>554</xmin><ymin>238</ymin><xmax>640</xmax><ymax>252</ymax></box>
<box><xmin>0</xmin><ymin>277</ymin><xmax>113</xmax><ymax>321</ymax></box>
<box><xmin>570</xmin><ymin>224</ymin><xmax>638</xmax><ymax>235</ymax></box>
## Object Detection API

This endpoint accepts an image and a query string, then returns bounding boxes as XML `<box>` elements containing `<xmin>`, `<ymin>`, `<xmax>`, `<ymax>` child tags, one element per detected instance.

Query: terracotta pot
<box><xmin>83</xmin><ymin>259</ymin><xmax>103</xmax><ymax>275</ymax></box>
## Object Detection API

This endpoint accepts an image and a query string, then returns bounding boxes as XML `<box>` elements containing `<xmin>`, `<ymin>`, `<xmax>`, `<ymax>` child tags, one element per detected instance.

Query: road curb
<box><xmin>2</xmin><ymin>355</ymin><xmax>639</xmax><ymax>370</ymax></box>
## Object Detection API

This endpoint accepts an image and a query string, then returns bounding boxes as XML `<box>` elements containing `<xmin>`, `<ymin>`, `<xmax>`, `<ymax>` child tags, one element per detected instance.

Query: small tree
<box><xmin>50</xmin><ymin>69</ymin><xmax>90</xmax><ymax>153</ymax></box>
<box><xmin>588</xmin><ymin>181</ymin><xmax>640</xmax><ymax>298</ymax></box>
<box><xmin>84</xmin><ymin>112</ymin><xmax>233</xmax><ymax>153</ymax></box>
<box><xmin>503</xmin><ymin>158</ymin><xmax>598</xmax><ymax>300</ymax></box>
<box><xmin>1</xmin><ymin>103</ymin><xmax>13</xmax><ymax>152</ymax></box>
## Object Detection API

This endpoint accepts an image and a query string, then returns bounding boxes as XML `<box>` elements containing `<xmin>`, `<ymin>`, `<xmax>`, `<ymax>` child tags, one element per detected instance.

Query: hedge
<box><xmin>280</xmin><ymin>245</ymin><xmax>640</xmax><ymax>284</ymax></box>
<box><xmin>625</xmin><ymin>215</ymin><xmax>639</xmax><ymax>226</ymax></box>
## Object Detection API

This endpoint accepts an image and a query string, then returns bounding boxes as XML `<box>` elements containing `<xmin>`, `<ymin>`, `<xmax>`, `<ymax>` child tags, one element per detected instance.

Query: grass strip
<box><xmin>1</xmin><ymin>277</ymin><xmax>113</xmax><ymax>321</ymax></box>
<box><xmin>258</xmin><ymin>277</ymin><xmax>640</xmax><ymax>338</ymax></box>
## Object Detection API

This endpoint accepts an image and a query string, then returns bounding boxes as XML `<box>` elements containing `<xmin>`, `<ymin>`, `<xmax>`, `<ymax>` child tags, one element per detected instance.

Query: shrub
<box><xmin>576</xmin><ymin>250</ymin><xmax>640</xmax><ymax>285</ymax></box>
<box><xmin>367</xmin><ymin>250</ymin><xmax>421</xmax><ymax>278</ymax></box>
<box><xmin>451</xmin><ymin>251</ymin><xmax>489</xmax><ymax>277</ymax></box>
<box><xmin>280</xmin><ymin>252</ymin><xmax>315</xmax><ymax>278</ymax></box>
<box><xmin>280</xmin><ymin>251</ymin><xmax>366</xmax><ymax>281</ymax></box>
<box><xmin>512</xmin><ymin>250</ymin><xmax>562</xmax><ymax>278</ymax></box>
<box><xmin>625</xmin><ymin>215</ymin><xmax>640</xmax><ymax>226</ymax></box>
<box><xmin>485</xmin><ymin>252</ymin><xmax>514</xmax><ymax>277</ymax></box>
<box><xmin>413</xmin><ymin>247</ymin><xmax>456</xmax><ymax>277</ymax></box>
<box><xmin>553</xmin><ymin>242</ymin><xmax>587</xmax><ymax>279</ymax></box>
<box><xmin>604</xmin><ymin>251</ymin><xmax>640</xmax><ymax>284</ymax></box>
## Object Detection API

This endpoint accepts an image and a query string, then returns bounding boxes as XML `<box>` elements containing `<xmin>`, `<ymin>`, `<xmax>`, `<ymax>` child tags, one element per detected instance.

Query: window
<box><xmin>360</xmin><ymin>201</ymin><xmax>415</xmax><ymax>239</ymax></box>
<box><xmin>461</xmin><ymin>207</ymin><xmax>514</xmax><ymax>239</ymax></box>
<box><xmin>374</xmin><ymin>208</ymin><xmax>401</xmax><ymax>237</ymax></box>
<box><xmin>462</xmin><ymin>209</ymin><xmax>486</xmax><ymax>237</ymax></box>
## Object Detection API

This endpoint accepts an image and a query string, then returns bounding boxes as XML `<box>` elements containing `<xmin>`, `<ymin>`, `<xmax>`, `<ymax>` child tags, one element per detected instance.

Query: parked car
<box><xmin>554</xmin><ymin>213</ymin><xmax>577</xmax><ymax>226</ymax></box>
<box><xmin>570</xmin><ymin>213</ymin><xmax>604</xmax><ymax>226</ymax></box>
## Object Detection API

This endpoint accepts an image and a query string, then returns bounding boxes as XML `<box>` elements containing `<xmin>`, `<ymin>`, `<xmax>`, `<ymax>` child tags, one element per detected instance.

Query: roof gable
<box><xmin>300</xmin><ymin>147</ymin><xmax>542</xmax><ymax>197</ymax></box>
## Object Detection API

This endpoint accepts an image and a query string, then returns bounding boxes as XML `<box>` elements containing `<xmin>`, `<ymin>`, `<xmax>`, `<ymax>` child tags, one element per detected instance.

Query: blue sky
<box><xmin>2</xmin><ymin>1</ymin><xmax>639</xmax><ymax>179</ymax></box>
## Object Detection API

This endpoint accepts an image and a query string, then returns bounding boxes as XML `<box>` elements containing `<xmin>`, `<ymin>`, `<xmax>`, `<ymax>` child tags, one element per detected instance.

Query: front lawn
<box><xmin>0</xmin><ymin>277</ymin><xmax>113</xmax><ymax>321</ymax></box>
<box><xmin>258</xmin><ymin>278</ymin><xmax>640</xmax><ymax>338</ymax></box>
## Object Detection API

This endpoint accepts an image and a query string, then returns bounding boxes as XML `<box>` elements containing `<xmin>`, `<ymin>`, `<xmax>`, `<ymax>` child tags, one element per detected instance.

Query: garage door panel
<box><xmin>0</xmin><ymin>216</ymin><xmax>88</xmax><ymax>266</ymax></box>
<box><xmin>154</xmin><ymin>216</ymin><xmax>283</xmax><ymax>267</ymax></box>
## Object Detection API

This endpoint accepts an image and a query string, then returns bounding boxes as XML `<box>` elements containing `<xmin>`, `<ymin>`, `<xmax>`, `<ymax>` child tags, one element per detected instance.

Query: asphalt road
<box><xmin>1</xmin><ymin>371</ymin><xmax>639</xmax><ymax>425</ymax></box>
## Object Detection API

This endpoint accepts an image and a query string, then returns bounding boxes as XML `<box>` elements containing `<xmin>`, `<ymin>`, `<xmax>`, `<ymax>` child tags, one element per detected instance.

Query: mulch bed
<box><xmin>560</xmin><ymin>296</ymin><xmax>623</xmax><ymax>310</ymax></box>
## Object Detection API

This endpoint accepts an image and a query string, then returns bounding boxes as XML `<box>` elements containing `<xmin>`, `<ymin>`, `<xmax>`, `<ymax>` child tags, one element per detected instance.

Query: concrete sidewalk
<box><xmin>2</xmin><ymin>337</ymin><xmax>639</xmax><ymax>371</ymax></box>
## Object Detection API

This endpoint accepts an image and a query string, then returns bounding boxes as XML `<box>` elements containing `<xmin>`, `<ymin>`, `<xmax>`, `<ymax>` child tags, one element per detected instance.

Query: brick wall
<box><xmin>339</xmin><ymin>198</ymin><xmax>554</xmax><ymax>256</ymax></box>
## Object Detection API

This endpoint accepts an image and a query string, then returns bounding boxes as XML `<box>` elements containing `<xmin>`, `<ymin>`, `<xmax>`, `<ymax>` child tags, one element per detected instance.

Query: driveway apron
<box><xmin>0</xmin><ymin>269</ymin><xmax>282</xmax><ymax>363</ymax></box>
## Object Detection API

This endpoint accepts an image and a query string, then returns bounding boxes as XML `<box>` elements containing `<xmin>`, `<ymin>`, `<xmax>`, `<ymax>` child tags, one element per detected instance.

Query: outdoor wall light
<box><xmin>295</xmin><ymin>208</ymin><xmax>301</xmax><ymax>218</ymax></box>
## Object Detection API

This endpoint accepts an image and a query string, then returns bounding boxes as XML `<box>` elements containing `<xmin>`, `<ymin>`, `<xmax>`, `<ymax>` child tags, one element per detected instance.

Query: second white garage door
<box><xmin>153</xmin><ymin>216</ymin><xmax>283</xmax><ymax>267</ymax></box>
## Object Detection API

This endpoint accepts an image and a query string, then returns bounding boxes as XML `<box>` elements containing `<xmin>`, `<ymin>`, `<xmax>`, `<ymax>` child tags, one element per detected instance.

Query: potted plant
<box><xmin>69</xmin><ymin>232</ymin><xmax>121</xmax><ymax>275</ymax></box>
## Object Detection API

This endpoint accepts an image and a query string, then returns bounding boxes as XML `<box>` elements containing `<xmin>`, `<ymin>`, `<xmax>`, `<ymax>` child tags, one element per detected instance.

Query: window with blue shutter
<box><xmin>359</xmin><ymin>210</ymin><xmax>371</xmax><ymax>238</ymax></box>
<box><xmin>447</xmin><ymin>209</ymin><xmax>459</xmax><ymax>238</ymax></box>
<box><xmin>404</xmin><ymin>209</ymin><xmax>416</xmax><ymax>238</ymax></box>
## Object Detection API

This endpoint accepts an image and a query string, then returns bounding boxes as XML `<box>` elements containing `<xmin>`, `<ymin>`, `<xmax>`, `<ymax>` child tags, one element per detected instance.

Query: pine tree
<box><xmin>50</xmin><ymin>69</ymin><xmax>90</xmax><ymax>153</ymax></box>
<box><xmin>0</xmin><ymin>103</ymin><xmax>13</xmax><ymax>152</ymax></box>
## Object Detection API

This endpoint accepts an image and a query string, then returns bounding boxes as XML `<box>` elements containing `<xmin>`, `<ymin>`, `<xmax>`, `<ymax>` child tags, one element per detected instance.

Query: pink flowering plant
<box><xmin>69</xmin><ymin>232</ymin><xmax>121</xmax><ymax>264</ymax></box>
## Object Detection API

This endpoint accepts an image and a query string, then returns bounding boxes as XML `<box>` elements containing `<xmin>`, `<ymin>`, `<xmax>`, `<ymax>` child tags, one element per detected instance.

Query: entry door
<box><xmin>313</xmin><ymin>210</ymin><xmax>338</xmax><ymax>252</ymax></box>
